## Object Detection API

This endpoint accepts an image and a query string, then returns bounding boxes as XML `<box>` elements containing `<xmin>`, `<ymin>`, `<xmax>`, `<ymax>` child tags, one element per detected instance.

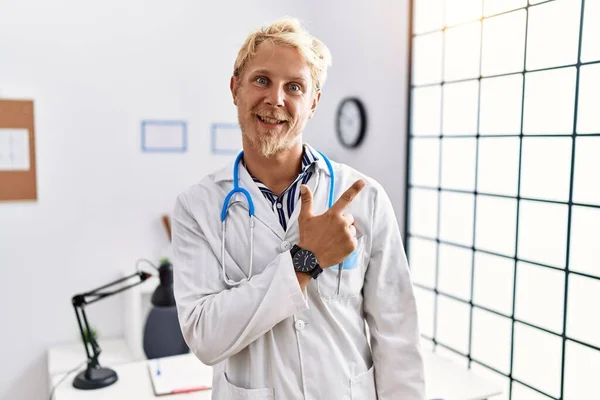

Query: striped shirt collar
<box><xmin>212</xmin><ymin>143</ymin><xmax>331</xmax><ymax>183</ymax></box>
<box><xmin>241</xmin><ymin>143</ymin><xmax>319</xmax><ymax>178</ymax></box>
<box><xmin>241</xmin><ymin>143</ymin><xmax>320</xmax><ymax>231</ymax></box>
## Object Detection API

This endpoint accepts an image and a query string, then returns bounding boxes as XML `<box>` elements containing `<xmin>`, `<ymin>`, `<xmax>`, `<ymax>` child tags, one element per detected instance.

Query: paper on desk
<box><xmin>148</xmin><ymin>355</ymin><xmax>212</xmax><ymax>396</ymax></box>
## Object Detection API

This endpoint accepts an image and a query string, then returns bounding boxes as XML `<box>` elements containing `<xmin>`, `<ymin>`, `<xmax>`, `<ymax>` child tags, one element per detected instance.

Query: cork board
<box><xmin>0</xmin><ymin>100</ymin><xmax>37</xmax><ymax>201</ymax></box>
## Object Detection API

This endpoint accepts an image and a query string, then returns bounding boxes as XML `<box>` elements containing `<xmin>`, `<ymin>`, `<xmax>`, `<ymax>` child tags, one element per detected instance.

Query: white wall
<box><xmin>0</xmin><ymin>1</ymin><xmax>410</xmax><ymax>398</ymax></box>
<box><xmin>304</xmin><ymin>0</ymin><xmax>411</xmax><ymax>226</ymax></box>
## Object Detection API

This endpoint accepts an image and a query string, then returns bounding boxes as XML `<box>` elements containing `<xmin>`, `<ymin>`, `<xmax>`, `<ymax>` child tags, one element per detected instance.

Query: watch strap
<box><xmin>309</xmin><ymin>265</ymin><xmax>323</xmax><ymax>279</ymax></box>
<box><xmin>290</xmin><ymin>244</ymin><xmax>302</xmax><ymax>258</ymax></box>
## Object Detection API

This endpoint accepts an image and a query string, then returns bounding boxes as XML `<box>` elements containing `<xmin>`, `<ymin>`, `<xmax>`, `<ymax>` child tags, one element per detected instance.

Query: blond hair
<box><xmin>233</xmin><ymin>17</ymin><xmax>332</xmax><ymax>92</ymax></box>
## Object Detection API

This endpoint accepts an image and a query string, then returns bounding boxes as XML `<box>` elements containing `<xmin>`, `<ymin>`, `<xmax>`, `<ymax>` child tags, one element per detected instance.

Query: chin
<box><xmin>257</xmin><ymin>139</ymin><xmax>290</xmax><ymax>158</ymax></box>
<box><xmin>256</xmin><ymin>134</ymin><xmax>300</xmax><ymax>158</ymax></box>
<box><xmin>241</xmin><ymin>120</ymin><xmax>301</xmax><ymax>158</ymax></box>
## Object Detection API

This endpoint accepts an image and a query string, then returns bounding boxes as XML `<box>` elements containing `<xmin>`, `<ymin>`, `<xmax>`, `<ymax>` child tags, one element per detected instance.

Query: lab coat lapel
<box><xmin>238</xmin><ymin>165</ymin><xmax>286</xmax><ymax>240</ymax></box>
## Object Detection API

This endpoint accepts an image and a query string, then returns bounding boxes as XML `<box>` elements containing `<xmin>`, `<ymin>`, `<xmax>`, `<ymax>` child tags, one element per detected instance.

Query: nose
<box><xmin>264</xmin><ymin>84</ymin><xmax>285</xmax><ymax>108</ymax></box>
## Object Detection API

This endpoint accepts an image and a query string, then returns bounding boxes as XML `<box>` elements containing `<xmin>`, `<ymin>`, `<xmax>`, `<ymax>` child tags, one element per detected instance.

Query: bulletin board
<box><xmin>0</xmin><ymin>100</ymin><xmax>37</xmax><ymax>201</ymax></box>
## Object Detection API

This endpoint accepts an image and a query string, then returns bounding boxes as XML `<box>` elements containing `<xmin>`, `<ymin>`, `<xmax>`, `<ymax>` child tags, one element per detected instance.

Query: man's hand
<box><xmin>297</xmin><ymin>180</ymin><xmax>366</xmax><ymax>268</ymax></box>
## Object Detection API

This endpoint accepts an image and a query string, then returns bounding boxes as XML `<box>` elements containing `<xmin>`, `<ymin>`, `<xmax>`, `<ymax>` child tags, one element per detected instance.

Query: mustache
<box><xmin>252</xmin><ymin>108</ymin><xmax>291</xmax><ymax>122</ymax></box>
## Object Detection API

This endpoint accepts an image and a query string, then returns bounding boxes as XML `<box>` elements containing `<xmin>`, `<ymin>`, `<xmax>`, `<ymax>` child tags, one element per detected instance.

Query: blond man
<box><xmin>172</xmin><ymin>17</ymin><xmax>425</xmax><ymax>399</ymax></box>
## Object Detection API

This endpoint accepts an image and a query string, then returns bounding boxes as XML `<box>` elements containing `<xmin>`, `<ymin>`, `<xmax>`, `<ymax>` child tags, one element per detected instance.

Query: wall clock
<box><xmin>335</xmin><ymin>97</ymin><xmax>367</xmax><ymax>149</ymax></box>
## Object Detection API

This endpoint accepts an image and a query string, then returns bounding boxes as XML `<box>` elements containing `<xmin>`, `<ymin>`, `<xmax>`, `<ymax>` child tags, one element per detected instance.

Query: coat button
<box><xmin>294</xmin><ymin>320</ymin><xmax>306</xmax><ymax>331</ymax></box>
<box><xmin>280</xmin><ymin>241</ymin><xmax>291</xmax><ymax>251</ymax></box>
<box><xmin>276</xmin><ymin>203</ymin><xmax>283</xmax><ymax>209</ymax></box>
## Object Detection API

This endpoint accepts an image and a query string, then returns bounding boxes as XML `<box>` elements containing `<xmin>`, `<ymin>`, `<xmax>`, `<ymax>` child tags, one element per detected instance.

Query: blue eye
<box><xmin>289</xmin><ymin>84</ymin><xmax>300</xmax><ymax>92</ymax></box>
<box><xmin>256</xmin><ymin>77</ymin><xmax>268</xmax><ymax>85</ymax></box>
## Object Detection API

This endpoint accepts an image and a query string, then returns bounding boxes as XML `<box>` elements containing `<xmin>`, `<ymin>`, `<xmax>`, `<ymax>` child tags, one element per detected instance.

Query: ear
<box><xmin>230</xmin><ymin>76</ymin><xmax>239</xmax><ymax>106</ymax></box>
<box><xmin>309</xmin><ymin>90</ymin><xmax>322</xmax><ymax>119</ymax></box>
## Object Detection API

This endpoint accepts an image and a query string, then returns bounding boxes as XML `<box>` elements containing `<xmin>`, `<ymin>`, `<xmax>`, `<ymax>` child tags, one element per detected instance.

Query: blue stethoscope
<box><xmin>220</xmin><ymin>149</ymin><xmax>342</xmax><ymax>288</ymax></box>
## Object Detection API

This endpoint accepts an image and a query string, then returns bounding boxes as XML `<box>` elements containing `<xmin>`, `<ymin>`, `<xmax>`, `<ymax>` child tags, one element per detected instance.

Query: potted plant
<box><xmin>159</xmin><ymin>257</ymin><xmax>171</xmax><ymax>267</ymax></box>
<box><xmin>81</xmin><ymin>327</ymin><xmax>98</xmax><ymax>345</ymax></box>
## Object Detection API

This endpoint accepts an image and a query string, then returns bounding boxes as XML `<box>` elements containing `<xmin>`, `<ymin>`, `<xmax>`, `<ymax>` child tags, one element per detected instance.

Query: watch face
<box><xmin>293</xmin><ymin>249</ymin><xmax>317</xmax><ymax>273</ymax></box>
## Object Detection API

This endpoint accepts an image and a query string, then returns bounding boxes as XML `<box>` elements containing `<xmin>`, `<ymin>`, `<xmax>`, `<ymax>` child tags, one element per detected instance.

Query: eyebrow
<box><xmin>251</xmin><ymin>69</ymin><xmax>308</xmax><ymax>84</ymax></box>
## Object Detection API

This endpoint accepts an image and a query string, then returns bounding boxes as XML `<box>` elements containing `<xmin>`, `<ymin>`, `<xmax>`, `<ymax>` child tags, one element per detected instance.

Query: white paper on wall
<box><xmin>0</xmin><ymin>128</ymin><xmax>30</xmax><ymax>170</ymax></box>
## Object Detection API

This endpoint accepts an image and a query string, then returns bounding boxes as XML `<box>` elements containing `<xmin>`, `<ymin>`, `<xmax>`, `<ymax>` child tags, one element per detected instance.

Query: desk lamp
<box><xmin>70</xmin><ymin>258</ymin><xmax>188</xmax><ymax>390</ymax></box>
<box><xmin>71</xmin><ymin>270</ymin><xmax>151</xmax><ymax>389</ymax></box>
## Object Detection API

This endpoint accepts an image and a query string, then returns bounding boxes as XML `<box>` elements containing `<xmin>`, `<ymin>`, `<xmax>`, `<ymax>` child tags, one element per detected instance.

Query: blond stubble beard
<box><xmin>240</xmin><ymin>116</ymin><xmax>300</xmax><ymax>158</ymax></box>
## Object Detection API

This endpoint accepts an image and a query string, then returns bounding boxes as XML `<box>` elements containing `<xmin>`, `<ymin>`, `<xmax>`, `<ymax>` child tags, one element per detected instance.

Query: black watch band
<box><xmin>308</xmin><ymin>264</ymin><xmax>323</xmax><ymax>279</ymax></box>
<box><xmin>290</xmin><ymin>244</ymin><xmax>302</xmax><ymax>258</ymax></box>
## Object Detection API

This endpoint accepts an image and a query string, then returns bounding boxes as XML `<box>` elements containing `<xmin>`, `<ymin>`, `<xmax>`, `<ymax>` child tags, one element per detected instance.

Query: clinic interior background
<box><xmin>1</xmin><ymin>0</ymin><xmax>598</xmax><ymax>399</ymax></box>
<box><xmin>0</xmin><ymin>0</ymin><xmax>409</xmax><ymax>399</ymax></box>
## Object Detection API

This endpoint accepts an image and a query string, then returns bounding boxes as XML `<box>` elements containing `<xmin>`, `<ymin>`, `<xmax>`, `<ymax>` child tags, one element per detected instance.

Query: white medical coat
<box><xmin>172</xmin><ymin>152</ymin><xmax>425</xmax><ymax>399</ymax></box>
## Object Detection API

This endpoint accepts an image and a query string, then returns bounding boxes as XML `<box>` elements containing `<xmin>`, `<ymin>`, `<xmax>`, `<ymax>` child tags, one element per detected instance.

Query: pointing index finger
<box><xmin>330</xmin><ymin>179</ymin><xmax>366</xmax><ymax>213</ymax></box>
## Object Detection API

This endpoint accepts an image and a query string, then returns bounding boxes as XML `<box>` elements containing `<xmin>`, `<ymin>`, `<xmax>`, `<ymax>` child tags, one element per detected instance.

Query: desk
<box><xmin>423</xmin><ymin>351</ymin><xmax>501</xmax><ymax>400</ymax></box>
<box><xmin>47</xmin><ymin>338</ymin><xmax>135</xmax><ymax>380</ymax></box>
<box><xmin>49</xmin><ymin>341</ymin><xmax>501</xmax><ymax>400</ymax></box>
<box><xmin>51</xmin><ymin>353</ymin><xmax>211</xmax><ymax>400</ymax></box>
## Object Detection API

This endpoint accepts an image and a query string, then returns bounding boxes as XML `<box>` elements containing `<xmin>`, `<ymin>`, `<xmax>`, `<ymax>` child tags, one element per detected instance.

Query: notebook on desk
<box><xmin>147</xmin><ymin>354</ymin><xmax>212</xmax><ymax>396</ymax></box>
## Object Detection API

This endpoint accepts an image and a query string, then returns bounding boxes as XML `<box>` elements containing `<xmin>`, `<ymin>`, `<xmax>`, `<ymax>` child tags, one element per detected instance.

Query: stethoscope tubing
<box><xmin>220</xmin><ymin>149</ymin><xmax>336</xmax><ymax>286</ymax></box>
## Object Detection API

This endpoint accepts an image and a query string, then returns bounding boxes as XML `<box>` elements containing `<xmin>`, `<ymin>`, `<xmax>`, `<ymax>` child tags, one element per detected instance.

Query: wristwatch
<box><xmin>290</xmin><ymin>244</ymin><xmax>323</xmax><ymax>279</ymax></box>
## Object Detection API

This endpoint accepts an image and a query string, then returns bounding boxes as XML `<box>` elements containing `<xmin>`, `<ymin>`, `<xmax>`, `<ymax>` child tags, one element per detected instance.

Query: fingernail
<box><xmin>300</xmin><ymin>186</ymin><xmax>306</xmax><ymax>194</ymax></box>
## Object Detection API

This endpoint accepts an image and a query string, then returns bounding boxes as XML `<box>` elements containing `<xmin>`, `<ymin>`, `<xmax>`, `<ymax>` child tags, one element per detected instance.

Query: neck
<box><xmin>242</xmin><ymin>140</ymin><xmax>304</xmax><ymax>196</ymax></box>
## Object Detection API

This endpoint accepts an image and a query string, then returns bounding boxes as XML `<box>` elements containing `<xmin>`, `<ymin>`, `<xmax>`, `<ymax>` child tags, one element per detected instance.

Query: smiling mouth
<box><xmin>256</xmin><ymin>115</ymin><xmax>286</xmax><ymax>125</ymax></box>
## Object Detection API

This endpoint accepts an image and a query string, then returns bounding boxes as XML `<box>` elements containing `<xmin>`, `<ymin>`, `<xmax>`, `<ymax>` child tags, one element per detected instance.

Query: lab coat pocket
<box><xmin>317</xmin><ymin>236</ymin><xmax>366</xmax><ymax>300</ymax></box>
<box><xmin>350</xmin><ymin>365</ymin><xmax>377</xmax><ymax>400</ymax></box>
<box><xmin>222</xmin><ymin>372</ymin><xmax>274</xmax><ymax>399</ymax></box>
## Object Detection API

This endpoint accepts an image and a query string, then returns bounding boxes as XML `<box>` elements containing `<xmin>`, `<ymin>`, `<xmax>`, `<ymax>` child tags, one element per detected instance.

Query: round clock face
<box><xmin>336</xmin><ymin>98</ymin><xmax>367</xmax><ymax>148</ymax></box>
<box><xmin>293</xmin><ymin>249</ymin><xmax>317</xmax><ymax>272</ymax></box>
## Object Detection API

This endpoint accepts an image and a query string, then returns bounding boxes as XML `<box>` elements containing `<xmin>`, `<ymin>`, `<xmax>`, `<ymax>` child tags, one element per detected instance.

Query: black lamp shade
<box><xmin>143</xmin><ymin>307</ymin><xmax>189</xmax><ymax>359</ymax></box>
<box><xmin>151</xmin><ymin>262</ymin><xmax>176</xmax><ymax>307</ymax></box>
<box><xmin>143</xmin><ymin>261</ymin><xmax>189</xmax><ymax>359</ymax></box>
<box><xmin>151</xmin><ymin>285</ymin><xmax>175</xmax><ymax>307</ymax></box>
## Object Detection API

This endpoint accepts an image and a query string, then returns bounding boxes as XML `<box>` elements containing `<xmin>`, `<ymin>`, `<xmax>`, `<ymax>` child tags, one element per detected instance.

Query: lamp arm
<box><xmin>71</xmin><ymin>271</ymin><xmax>152</xmax><ymax>365</ymax></box>
<box><xmin>73</xmin><ymin>271</ymin><xmax>151</xmax><ymax>307</ymax></box>
<box><xmin>72</xmin><ymin>303</ymin><xmax>94</xmax><ymax>361</ymax></box>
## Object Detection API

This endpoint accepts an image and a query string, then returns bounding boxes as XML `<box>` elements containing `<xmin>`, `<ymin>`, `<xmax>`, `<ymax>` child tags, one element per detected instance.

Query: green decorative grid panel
<box><xmin>405</xmin><ymin>0</ymin><xmax>600</xmax><ymax>399</ymax></box>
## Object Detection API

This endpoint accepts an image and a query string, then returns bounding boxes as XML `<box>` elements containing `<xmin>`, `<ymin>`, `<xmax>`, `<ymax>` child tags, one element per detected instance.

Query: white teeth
<box><xmin>258</xmin><ymin>115</ymin><xmax>283</xmax><ymax>124</ymax></box>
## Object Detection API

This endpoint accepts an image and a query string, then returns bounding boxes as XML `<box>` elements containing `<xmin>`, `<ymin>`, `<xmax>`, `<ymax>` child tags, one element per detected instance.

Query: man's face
<box><xmin>231</xmin><ymin>41</ymin><xmax>321</xmax><ymax>158</ymax></box>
